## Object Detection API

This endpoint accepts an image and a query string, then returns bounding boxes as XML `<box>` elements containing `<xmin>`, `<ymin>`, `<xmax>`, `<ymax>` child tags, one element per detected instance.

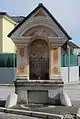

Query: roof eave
<box><xmin>8</xmin><ymin>3</ymin><xmax>71</xmax><ymax>39</ymax></box>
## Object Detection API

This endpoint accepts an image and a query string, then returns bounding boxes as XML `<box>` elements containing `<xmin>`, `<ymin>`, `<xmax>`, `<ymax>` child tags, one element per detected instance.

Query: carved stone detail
<box><xmin>22</xmin><ymin>26</ymin><xmax>58</xmax><ymax>37</ymax></box>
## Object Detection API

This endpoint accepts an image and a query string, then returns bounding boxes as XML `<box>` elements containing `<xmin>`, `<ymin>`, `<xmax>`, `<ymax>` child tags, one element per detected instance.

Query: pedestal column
<box><xmin>16</xmin><ymin>45</ymin><xmax>29</xmax><ymax>80</ymax></box>
<box><xmin>49</xmin><ymin>47</ymin><xmax>61</xmax><ymax>80</ymax></box>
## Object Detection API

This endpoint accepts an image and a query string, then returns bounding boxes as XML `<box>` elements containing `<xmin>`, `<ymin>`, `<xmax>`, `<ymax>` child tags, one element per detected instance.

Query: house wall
<box><xmin>0</xmin><ymin>66</ymin><xmax>79</xmax><ymax>84</ymax></box>
<box><xmin>61</xmin><ymin>66</ymin><xmax>79</xmax><ymax>82</ymax></box>
<box><xmin>73</xmin><ymin>48</ymin><xmax>80</xmax><ymax>55</ymax></box>
<box><xmin>0</xmin><ymin>68</ymin><xmax>16</xmax><ymax>84</ymax></box>
<box><xmin>3</xmin><ymin>16</ymin><xmax>16</xmax><ymax>53</ymax></box>
<box><xmin>0</xmin><ymin>17</ymin><xmax>3</xmax><ymax>52</ymax></box>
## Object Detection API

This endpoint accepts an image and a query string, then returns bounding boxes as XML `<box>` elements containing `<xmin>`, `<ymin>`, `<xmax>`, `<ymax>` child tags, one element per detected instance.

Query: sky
<box><xmin>0</xmin><ymin>0</ymin><xmax>80</xmax><ymax>45</ymax></box>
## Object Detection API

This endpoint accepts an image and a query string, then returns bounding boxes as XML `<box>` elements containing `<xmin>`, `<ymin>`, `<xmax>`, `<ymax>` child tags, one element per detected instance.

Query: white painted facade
<box><xmin>61</xmin><ymin>66</ymin><xmax>79</xmax><ymax>82</ymax></box>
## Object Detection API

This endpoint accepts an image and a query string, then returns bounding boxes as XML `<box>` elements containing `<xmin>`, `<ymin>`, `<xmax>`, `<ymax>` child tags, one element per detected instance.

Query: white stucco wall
<box><xmin>61</xmin><ymin>67</ymin><xmax>68</xmax><ymax>82</ymax></box>
<box><xmin>61</xmin><ymin>66</ymin><xmax>79</xmax><ymax>82</ymax></box>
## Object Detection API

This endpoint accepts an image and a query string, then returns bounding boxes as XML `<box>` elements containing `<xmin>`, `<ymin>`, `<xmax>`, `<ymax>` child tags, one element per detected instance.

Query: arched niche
<box><xmin>28</xmin><ymin>39</ymin><xmax>49</xmax><ymax>80</ymax></box>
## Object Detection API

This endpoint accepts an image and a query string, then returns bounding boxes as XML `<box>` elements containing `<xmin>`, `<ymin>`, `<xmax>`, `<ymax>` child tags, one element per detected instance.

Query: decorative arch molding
<box><xmin>28</xmin><ymin>39</ymin><xmax>49</xmax><ymax>58</ymax></box>
<box><xmin>19</xmin><ymin>21</ymin><xmax>59</xmax><ymax>38</ymax></box>
<box><xmin>27</xmin><ymin>36</ymin><xmax>50</xmax><ymax>52</ymax></box>
<box><xmin>22</xmin><ymin>25</ymin><xmax>58</xmax><ymax>37</ymax></box>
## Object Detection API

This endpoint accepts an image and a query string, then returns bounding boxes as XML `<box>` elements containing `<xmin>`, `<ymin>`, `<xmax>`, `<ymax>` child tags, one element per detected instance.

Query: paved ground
<box><xmin>0</xmin><ymin>83</ymin><xmax>80</xmax><ymax>118</ymax></box>
<box><xmin>0</xmin><ymin>85</ymin><xmax>15</xmax><ymax>100</ymax></box>
<box><xmin>63</xmin><ymin>82</ymin><xmax>80</xmax><ymax>106</ymax></box>
<box><xmin>0</xmin><ymin>83</ymin><xmax>80</xmax><ymax>106</ymax></box>
<box><xmin>0</xmin><ymin>83</ymin><xmax>80</xmax><ymax>105</ymax></box>
<box><xmin>0</xmin><ymin>112</ymin><xmax>41</xmax><ymax>119</ymax></box>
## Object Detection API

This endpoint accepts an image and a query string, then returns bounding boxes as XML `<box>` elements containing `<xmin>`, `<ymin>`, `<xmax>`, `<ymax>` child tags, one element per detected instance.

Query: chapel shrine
<box><xmin>8</xmin><ymin>3</ymin><xmax>71</xmax><ymax>104</ymax></box>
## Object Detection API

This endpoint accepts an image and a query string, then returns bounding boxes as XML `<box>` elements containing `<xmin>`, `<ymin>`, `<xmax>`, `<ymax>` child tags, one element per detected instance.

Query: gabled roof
<box><xmin>8</xmin><ymin>3</ymin><xmax>71</xmax><ymax>39</ymax></box>
<box><xmin>68</xmin><ymin>41</ymin><xmax>80</xmax><ymax>48</ymax></box>
<box><xmin>0</xmin><ymin>12</ymin><xmax>7</xmax><ymax>15</ymax></box>
<box><xmin>11</xmin><ymin>16</ymin><xmax>25</xmax><ymax>23</ymax></box>
<box><xmin>0</xmin><ymin>12</ymin><xmax>17</xmax><ymax>24</ymax></box>
<box><xmin>0</xmin><ymin>12</ymin><xmax>24</xmax><ymax>23</ymax></box>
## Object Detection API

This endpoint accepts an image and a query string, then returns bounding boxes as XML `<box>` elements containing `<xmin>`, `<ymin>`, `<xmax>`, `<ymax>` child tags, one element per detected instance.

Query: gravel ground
<box><xmin>12</xmin><ymin>104</ymin><xmax>78</xmax><ymax>119</ymax></box>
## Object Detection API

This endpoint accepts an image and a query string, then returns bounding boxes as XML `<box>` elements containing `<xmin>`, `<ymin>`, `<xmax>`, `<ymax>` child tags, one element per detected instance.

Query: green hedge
<box><xmin>0</xmin><ymin>53</ymin><xmax>17</xmax><ymax>67</ymax></box>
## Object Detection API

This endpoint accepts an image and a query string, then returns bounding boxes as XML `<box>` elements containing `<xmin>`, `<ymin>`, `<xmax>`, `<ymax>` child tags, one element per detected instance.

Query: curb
<box><xmin>0</xmin><ymin>107</ymin><xmax>64</xmax><ymax>119</ymax></box>
<box><xmin>64</xmin><ymin>82</ymin><xmax>80</xmax><ymax>86</ymax></box>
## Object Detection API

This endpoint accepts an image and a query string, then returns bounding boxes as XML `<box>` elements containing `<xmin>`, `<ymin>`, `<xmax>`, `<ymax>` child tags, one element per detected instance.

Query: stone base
<box><xmin>14</xmin><ymin>79</ymin><xmax>64</xmax><ymax>105</ymax></box>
